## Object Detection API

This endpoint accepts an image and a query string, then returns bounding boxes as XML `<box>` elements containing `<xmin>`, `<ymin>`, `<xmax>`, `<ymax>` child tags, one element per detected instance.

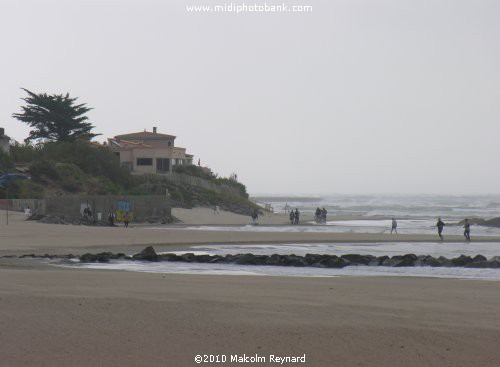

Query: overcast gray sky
<box><xmin>1</xmin><ymin>0</ymin><xmax>499</xmax><ymax>195</ymax></box>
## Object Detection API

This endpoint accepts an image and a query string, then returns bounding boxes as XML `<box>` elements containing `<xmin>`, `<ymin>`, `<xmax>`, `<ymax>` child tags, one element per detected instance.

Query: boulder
<box><xmin>437</xmin><ymin>256</ymin><xmax>453</xmax><ymax>267</ymax></box>
<box><xmin>80</xmin><ymin>253</ymin><xmax>98</xmax><ymax>262</ymax></box>
<box><xmin>132</xmin><ymin>246</ymin><xmax>159</xmax><ymax>261</ymax></box>
<box><xmin>451</xmin><ymin>255</ymin><xmax>473</xmax><ymax>267</ymax></box>
<box><xmin>472</xmin><ymin>254</ymin><xmax>487</xmax><ymax>262</ymax></box>
<box><xmin>281</xmin><ymin>255</ymin><xmax>307</xmax><ymax>267</ymax></box>
<box><xmin>181</xmin><ymin>253</ymin><xmax>196</xmax><ymax>262</ymax></box>
<box><xmin>194</xmin><ymin>254</ymin><xmax>214</xmax><ymax>263</ymax></box>
<box><xmin>234</xmin><ymin>253</ymin><xmax>262</xmax><ymax>265</ymax></box>
<box><xmin>160</xmin><ymin>253</ymin><xmax>181</xmax><ymax>262</ymax></box>
<box><xmin>382</xmin><ymin>254</ymin><xmax>417</xmax><ymax>267</ymax></box>
<box><xmin>95</xmin><ymin>252</ymin><xmax>113</xmax><ymax>263</ymax></box>
<box><xmin>341</xmin><ymin>254</ymin><xmax>375</xmax><ymax>265</ymax></box>
<box><xmin>208</xmin><ymin>255</ymin><xmax>226</xmax><ymax>263</ymax></box>
<box><xmin>317</xmin><ymin>255</ymin><xmax>348</xmax><ymax>268</ymax></box>
<box><xmin>415</xmin><ymin>255</ymin><xmax>441</xmax><ymax>267</ymax></box>
<box><xmin>369</xmin><ymin>256</ymin><xmax>388</xmax><ymax>266</ymax></box>
<box><xmin>465</xmin><ymin>259</ymin><xmax>500</xmax><ymax>268</ymax></box>
<box><xmin>304</xmin><ymin>254</ymin><xmax>324</xmax><ymax>266</ymax></box>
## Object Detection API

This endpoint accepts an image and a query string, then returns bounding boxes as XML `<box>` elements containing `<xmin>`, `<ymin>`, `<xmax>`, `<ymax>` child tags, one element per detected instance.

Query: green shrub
<box><xmin>29</xmin><ymin>160</ymin><xmax>60</xmax><ymax>180</ymax></box>
<box><xmin>0</xmin><ymin>151</ymin><xmax>13</xmax><ymax>171</ymax></box>
<box><xmin>10</xmin><ymin>143</ymin><xmax>40</xmax><ymax>163</ymax></box>
<box><xmin>173</xmin><ymin>165</ymin><xmax>215</xmax><ymax>180</ymax></box>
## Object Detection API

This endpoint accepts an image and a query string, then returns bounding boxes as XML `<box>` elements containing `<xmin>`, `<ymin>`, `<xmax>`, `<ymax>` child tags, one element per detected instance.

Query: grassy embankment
<box><xmin>0</xmin><ymin>141</ymin><xmax>258</xmax><ymax>214</ymax></box>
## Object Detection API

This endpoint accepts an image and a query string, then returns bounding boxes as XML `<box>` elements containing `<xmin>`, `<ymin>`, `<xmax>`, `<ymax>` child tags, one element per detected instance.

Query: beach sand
<box><xmin>0</xmin><ymin>269</ymin><xmax>499</xmax><ymax>367</ymax></box>
<box><xmin>1</xmin><ymin>208</ymin><xmax>500</xmax><ymax>366</ymax></box>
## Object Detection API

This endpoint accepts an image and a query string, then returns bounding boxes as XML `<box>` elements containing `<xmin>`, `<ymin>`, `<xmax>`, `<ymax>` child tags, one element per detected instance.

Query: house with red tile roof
<box><xmin>107</xmin><ymin>127</ymin><xmax>193</xmax><ymax>174</ymax></box>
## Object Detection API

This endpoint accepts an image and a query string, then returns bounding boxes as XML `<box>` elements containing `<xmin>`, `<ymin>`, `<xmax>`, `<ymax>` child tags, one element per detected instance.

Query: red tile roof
<box><xmin>114</xmin><ymin>131</ymin><xmax>176</xmax><ymax>140</ymax></box>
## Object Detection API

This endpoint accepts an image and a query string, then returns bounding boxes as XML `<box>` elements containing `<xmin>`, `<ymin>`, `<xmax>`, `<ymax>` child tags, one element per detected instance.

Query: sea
<box><xmin>71</xmin><ymin>194</ymin><xmax>500</xmax><ymax>281</ymax></box>
<box><xmin>253</xmin><ymin>194</ymin><xmax>500</xmax><ymax>221</ymax></box>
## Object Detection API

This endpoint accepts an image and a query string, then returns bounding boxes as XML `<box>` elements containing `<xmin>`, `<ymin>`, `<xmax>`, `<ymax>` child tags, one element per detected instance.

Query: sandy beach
<box><xmin>1</xmin><ymin>208</ymin><xmax>500</xmax><ymax>366</ymax></box>
<box><xmin>1</xmin><ymin>269</ymin><xmax>499</xmax><ymax>367</ymax></box>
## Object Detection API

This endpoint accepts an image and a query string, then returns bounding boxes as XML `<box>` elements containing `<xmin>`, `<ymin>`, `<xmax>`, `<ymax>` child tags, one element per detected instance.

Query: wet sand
<box><xmin>1</xmin><ymin>210</ymin><xmax>499</xmax><ymax>255</ymax></box>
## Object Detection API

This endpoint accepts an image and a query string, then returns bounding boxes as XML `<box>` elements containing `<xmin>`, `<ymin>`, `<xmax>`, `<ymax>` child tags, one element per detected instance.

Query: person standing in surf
<box><xmin>463</xmin><ymin>218</ymin><xmax>471</xmax><ymax>241</ymax></box>
<box><xmin>294</xmin><ymin>208</ymin><xmax>300</xmax><ymax>225</ymax></box>
<box><xmin>436</xmin><ymin>217</ymin><xmax>445</xmax><ymax>240</ymax></box>
<box><xmin>391</xmin><ymin>218</ymin><xmax>398</xmax><ymax>234</ymax></box>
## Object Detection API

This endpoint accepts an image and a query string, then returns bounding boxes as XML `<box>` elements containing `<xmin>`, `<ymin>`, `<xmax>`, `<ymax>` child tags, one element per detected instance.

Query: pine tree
<box><xmin>13</xmin><ymin>88</ymin><xmax>100</xmax><ymax>143</ymax></box>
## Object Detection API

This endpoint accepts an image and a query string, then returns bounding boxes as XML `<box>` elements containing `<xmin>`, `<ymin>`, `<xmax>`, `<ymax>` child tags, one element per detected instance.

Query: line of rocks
<box><xmin>5</xmin><ymin>246</ymin><xmax>500</xmax><ymax>269</ymax></box>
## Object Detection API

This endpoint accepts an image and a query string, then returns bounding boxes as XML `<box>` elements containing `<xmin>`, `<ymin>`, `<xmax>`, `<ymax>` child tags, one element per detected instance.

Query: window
<box><xmin>137</xmin><ymin>158</ymin><xmax>153</xmax><ymax>166</ymax></box>
<box><xmin>156</xmin><ymin>158</ymin><xmax>170</xmax><ymax>173</ymax></box>
<box><xmin>167</xmin><ymin>141</ymin><xmax>172</xmax><ymax>147</ymax></box>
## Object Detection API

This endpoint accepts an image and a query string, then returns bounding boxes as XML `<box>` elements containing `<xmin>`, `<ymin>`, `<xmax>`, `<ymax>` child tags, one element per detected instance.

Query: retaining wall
<box><xmin>1</xmin><ymin>195</ymin><xmax>171</xmax><ymax>223</ymax></box>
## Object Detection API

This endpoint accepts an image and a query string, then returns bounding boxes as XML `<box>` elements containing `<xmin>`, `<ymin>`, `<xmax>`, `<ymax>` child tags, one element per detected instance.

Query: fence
<box><xmin>0</xmin><ymin>195</ymin><xmax>171</xmax><ymax>223</ymax></box>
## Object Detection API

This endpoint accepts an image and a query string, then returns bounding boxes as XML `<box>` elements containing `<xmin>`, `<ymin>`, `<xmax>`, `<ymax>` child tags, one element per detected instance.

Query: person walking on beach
<box><xmin>294</xmin><ymin>208</ymin><xmax>300</xmax><ymax>225</ymax></box>
<box><xmin>391</xmin><ymin>218</ymin><xmax>398</xmax><ymax>234</ymax></box>
<box><xmin>321</xmin><ymin>207</ymin><xmax>327</xmax><ymax>224</ymax></box>
<box><xmin>251</xmin><ymin>209</ymin><xmax>259</xmax><ymax>225</ymax></box>
<box><xmin>315</xmin><ymin>207</ymin><xmax>322</xmax><ymax>223</ymax></box>
<box><xmin>289</xmin><ymin>210</ymin><xmax>295</xmax><ymax>225</ymax></box>
<box><xmin>436</xmin><ymin>217</ymin><xmax>445</xmax><ymax>240</ymax></box>
<box><xmin>463</xmin><ymin>218</ymin><xmax>471</xmax><ymax>241</ymax></box>
<box><xmin>123</xmin><ymin>211</ymin><xmax>130</xmax><ymax>228</ymax></box>
<box><xmin>108</xmin><ymin>211</ymin><xmax>115</xmax><ymax>227</ymax></box>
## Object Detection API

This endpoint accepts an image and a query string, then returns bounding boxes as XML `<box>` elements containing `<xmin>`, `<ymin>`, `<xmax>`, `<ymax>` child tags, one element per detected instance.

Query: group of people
<box><xmin>390</xmin><ymin>217</ymin><xmax>472</xmax><ymax>241</ymax></box>
<box><xmin>82</xmin><ymin>206</ymin><xmax>93</xmax><ymax>220</ymax></box>
<box><xmin>289</xmin><ymin>208</ymin><xmax>300</xmax><ymax>225</ymax></box>
<box><xmin>436</xmin><ymin>217</ymin><xmax>471</xmax><ymax>241</ymax></box>
<box><xmin>314</xmin><ymin>207</ymin><xmax>328</xmax><ymax>224</ymax></box>
<box><xmin>107</xmin><ymin>211</ymin><xmax>130</xmax><ymax>228</ymax></box>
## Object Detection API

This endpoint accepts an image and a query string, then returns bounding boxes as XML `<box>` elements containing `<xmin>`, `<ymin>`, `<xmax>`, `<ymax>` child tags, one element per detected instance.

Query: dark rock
<box><xmin>20</xmin><ymin>254</ymin><xmax>36</xmax><ymax>258</ymax></box>
<box><xmin>317</xmin><ymin>255</ymin><xmax>348</xmax><ymax>268</ymax></box>
<box><xmin>382</xmin><ymin>254</ymin><xmax>417</xmax><ymax>267</ymax></box>
<box><xmin>266</xmin><ymin>254</ymin><xmax>283</xmax><ymax>266</ymax></box>
<box><xmin>234</xmin><ymin>253</ymin><xmax>260</xmax><ymax>265</ymax></box>
<box><xmin>181</xmin><ymin>253</ymin><xmax>196</xmax><ymax>262</ymax></box>
<box><xmin>95</xmin><ymin>252</ymin><xmax>113</xmax><ymax>263</ymax></box>
<box><xmin>281</xmin><ymin>255</ymin><xmax>306</xmax><ymax>267</ymax></box>
<box><xmin>472</xmin><ymin>254</ymin><xmax>487</xmax><ymax>262</ymax></box>
<box><xmin>371</xmin><ymin>256</ymin><xmax>389</xmax><ymax>266</ymax></box>
<box><xmin>451</xmin><ymin>255</ymin><xmax>473</xmax><ymax>267</ymax></box>
<box><xmin>304</xmin><ymin>254</ymin><xmax>323</xmax><ymax>265</ymax></box>
<box><xmin>160</xmin><ymin>253</ymin><xmax>180</xmax><ymax>261</ymax></box>
<box><xmin>208</xmin><ymin>255</ymin><xmax>226</xmax><ymax>263</ymax></box>
<box><xmin>341</xmin><ymin>254</ymin><xmax>375</xmax><ymax>265</ymax></box>
<box><xmin>465</xmin><ymin>260</ymin><xmax>500</xmax><ymax>268</ymax></box>
<box><xmin>80</xmin><ymin>253</ymin><xmax>98</xmax><ymax>262</ymax></box>
<box><xmin>132</xmin><ymin>246</ymin><xmax>159</xmax><ymax>262</ymax></box>
<box><xmin>437</xmin><ymin>256</ymin><xmax>453</xmax><ymax>267</ymax></box>
<box><xmin>194</xmin><ymin>254</ymin><xmax>213</xmax><ymax>263</ymax></box>
<box><xmin>415</xmin><ymin>255</ymin><xmax>441</xmax><ymax>267</ymax></box>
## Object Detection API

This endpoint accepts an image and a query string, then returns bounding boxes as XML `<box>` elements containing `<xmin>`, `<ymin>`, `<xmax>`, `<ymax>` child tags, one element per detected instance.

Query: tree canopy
<box><xmin>12</xmin><ymin>88</ymin><xmax>100</xmax><ymax>143</ymax></box>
